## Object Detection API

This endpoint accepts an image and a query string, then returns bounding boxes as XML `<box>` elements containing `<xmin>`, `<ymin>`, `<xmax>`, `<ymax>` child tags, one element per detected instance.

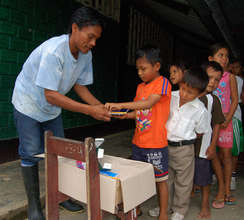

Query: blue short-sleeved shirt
<box><xmin>12</xmin><ymin>34</ymin><xmax>93</xmax><ymax>122</ymax></box>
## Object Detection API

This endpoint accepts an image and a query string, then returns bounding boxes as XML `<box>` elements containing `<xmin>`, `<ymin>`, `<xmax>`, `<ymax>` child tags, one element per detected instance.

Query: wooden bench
<box><xmin>44</xmin><ymin>131</ymin><xmax>137</xmax><ymax>220</ymax></box>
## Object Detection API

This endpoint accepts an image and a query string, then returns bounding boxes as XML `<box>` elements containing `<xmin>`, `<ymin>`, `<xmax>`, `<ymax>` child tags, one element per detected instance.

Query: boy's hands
<box><xmin>105</xmin><ymin>102</ymin><xmax>124</xmax><ymax>111</ymax></box>
<box><xmin>105</xmin><ymin>102</ymin><xmax>127</xmax><ymax>119</ymax></box>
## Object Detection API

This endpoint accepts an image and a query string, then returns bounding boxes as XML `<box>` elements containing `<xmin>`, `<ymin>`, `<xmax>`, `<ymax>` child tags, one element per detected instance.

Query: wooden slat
<box><xmin>45</xmin><ymin>131</ymin><xmax>59</xmax><ymax>220</ymax></box>
<box><xmin>46</xmin><ymin>136</ymin><xmax>85</xmax><ymax>161</ymax></box>
<box><xmin>85</xmin><ymin>137</ymin><xmax>102</xmax><ymax>220</ymax></box>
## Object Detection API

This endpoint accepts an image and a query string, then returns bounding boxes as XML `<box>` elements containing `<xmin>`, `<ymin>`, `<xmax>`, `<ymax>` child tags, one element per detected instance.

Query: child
<box><xmin>229</xmin><ymin>59</ymin><xmax>244</xmax><ymax>190</ymax></box>
<box><xmin>105</xmin><ymin>45</ymin><xmax>171</xmax><ymax>220</ymax></box>
<box><xmin>208</xmin><ymin>43</ymin><xmax>238</xmax><ymax>204</ymax></box>
<box><xmin>167</xmin><ymin>66</ymin><xmax>209</xmax><ymax>220</ymax></box>
<box><xmin>169</xmin><ymin>60</ymin><xmax>188</xmax><ymax>91</ymax></box>
<box><xmin>194</xmin><ymin>61</ymin><xmax>225</xmax><ymax>218</ymax></box>
<box><xmin>147</xmin><ymin>59</ymin><xmax>189</xmax><ymax>219</ymax></box>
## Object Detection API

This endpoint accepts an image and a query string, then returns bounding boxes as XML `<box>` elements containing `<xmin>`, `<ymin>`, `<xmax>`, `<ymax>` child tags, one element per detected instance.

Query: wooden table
<box><xmin>45</xmin><ymin>131</ymin><xmax>137</xmax><ymax>220</ymax></box>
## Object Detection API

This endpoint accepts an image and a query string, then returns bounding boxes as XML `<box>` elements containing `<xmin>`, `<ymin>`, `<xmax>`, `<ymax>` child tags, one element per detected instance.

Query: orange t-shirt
<box><xmin>132</xmin><ymin>76</ymin><xmax>171</xmax><ymax>148</ymax></box>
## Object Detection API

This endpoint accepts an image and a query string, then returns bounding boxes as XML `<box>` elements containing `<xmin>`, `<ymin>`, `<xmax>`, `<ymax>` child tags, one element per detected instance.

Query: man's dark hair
<box><xmin>201</xmin><ymin>61</ymin><xmax>223</xmax><ymax>76</ymax></box>
<box><xmin>135</xmin><ymin>44</ymin><xmax>161</xmax><ymax>65</ymax></box>
<box><xmin>183</xmin><ymin>66</ymin><xmax>209</xmax><ymax>93</ymax></box>
<box><xmin>67</xmin><ymin>7</ymin><xmax>104</xmax><ymax>34</ymax></box>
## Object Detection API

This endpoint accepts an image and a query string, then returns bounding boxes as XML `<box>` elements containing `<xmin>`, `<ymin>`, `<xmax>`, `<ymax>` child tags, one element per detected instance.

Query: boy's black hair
<box><xmin>67</xmin><ymin>7</ymin><xmax>104</xmax><ymax>34</ymax></box>
<box><xmin>135</xmin><ymin>44</ymin><xmax>161</xmax><ymax>65</ymax></box>
<box><xmin>168</xmin><ymin>59</ymin><xmax>189</xmax><ymax>72</ymax></box>
<box><xmin>183</xmin><ymin>66</ymin><xmax>209</xmax><ymax>93</ymax></box>
<box><xmin>208</xmin><ymin>42</ymin><xmax>229</xmax><ymax>57</ymax></box>
<box><xmin>201</xmin><ymin>61</ymin><xmax>223</xmax><ymax>76</ymax></box>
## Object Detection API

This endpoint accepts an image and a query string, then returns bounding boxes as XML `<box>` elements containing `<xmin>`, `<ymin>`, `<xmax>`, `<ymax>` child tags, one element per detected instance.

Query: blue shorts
<box><xmin>13</xmin><ymin>108</ymin><xmax>64</xmax><ymax>167</ymax></box>
<box><xmin>194</xmin><ymin>157</ymin><xmax>213</xmax><ymax>186</ymax></box>
<box><xmin>132</xmin><ymin>144</ymin><xmax>168</xmax><ymax>182</ymax></box>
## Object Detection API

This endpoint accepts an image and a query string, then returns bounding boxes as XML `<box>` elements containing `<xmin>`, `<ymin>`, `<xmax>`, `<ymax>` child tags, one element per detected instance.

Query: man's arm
<box><xmin>74</xmin><ymin>84</ymin><xmax>102</xmax><ymax>105</ymax></box>
<box><xmin>44</xmin><ymin>89</ymin><xmax>110</xmax><ymax>121</ymax></box>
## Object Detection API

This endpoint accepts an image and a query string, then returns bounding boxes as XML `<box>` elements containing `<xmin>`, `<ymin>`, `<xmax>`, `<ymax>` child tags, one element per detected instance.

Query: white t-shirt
<box><xmin>166</xmin><ymin>91</ymin><xmax>210</xmax><ymax>141</ymax></box>
<box><xmin>233</xmin><ymin>75</ymin><xmax>243</xmax><ymax>121</ymax></box>
<box><xmin>12</xmin><ymin>34</ymin><xmax>93</xmax><ymax>122</ymax></box>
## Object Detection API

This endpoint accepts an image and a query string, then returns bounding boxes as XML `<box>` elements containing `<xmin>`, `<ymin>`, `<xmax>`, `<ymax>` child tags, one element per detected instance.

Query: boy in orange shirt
<box><xmin>105</xmin><ymin>45</ymin><xmax>171</xmax><ymax>220</ymax></box>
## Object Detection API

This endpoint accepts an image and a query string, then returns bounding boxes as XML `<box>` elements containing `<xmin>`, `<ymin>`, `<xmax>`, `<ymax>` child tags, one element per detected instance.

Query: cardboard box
<box><xmin>58</xmin><ymin>155</ymin><xmax>156</xmax><ymax>214</ymax></box>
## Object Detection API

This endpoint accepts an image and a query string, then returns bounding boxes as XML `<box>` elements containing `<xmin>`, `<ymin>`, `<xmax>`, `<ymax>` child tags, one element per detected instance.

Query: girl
<box><xmin>169</xmin><ymin>60</ymin><xmax>188</xmax><ymax>90</ymax></box>
<box><xmin>208</xmin><ymin>43</ymin><xmax>238</xmax><ymax>205</ymax></box>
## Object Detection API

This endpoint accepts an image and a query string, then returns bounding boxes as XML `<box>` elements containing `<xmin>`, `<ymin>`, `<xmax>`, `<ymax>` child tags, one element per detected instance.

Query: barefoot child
<box><xmin>105</xmin><ymin>45</ymin><xmax>171</xmax><ymax>220</ymax></box>
<box><xmin>167</xmin><ymin>67</ymin><xmax>210</xmax><ymax>220</ymax></box>
<box><xmin>209</xmin><ymin>43</ymin><xmax>238</xmax><ymax>205</ymax></box>
<box><xmin>194</xmin><ymin>61</ymin><xmax>225</xmax><ymax>218</ymax></box>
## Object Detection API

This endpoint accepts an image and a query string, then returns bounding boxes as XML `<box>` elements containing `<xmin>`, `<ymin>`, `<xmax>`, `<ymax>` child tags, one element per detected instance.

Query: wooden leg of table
<box><xmin>46</xmin><ymin>153</ymin><xmax>59</xmax><ymax>220</ymax></box>
<box><xmin>85</xmin><ymin>138</ymin><xmax>102</xmax><ymax>220</ymax></box>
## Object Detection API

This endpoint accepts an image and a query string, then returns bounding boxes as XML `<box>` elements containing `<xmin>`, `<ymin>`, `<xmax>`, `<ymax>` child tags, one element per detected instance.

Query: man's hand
<box><xmin>89</xmin><ymin>104</ymin><xmax>111</xmax><ymax>122</ymax></box>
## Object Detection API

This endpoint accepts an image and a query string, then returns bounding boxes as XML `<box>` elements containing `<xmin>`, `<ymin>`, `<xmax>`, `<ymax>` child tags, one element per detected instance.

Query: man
<box><xmin>12</xmin><ymin>7</ymin><xmax>110</xmax><ymax>220</ymax></box>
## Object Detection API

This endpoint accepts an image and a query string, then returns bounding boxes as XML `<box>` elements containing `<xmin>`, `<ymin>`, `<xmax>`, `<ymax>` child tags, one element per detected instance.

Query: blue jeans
<box><xmin>13</xmin><ymin>108</ymin><xmax>64</xmax><ymax>166</ymax></box>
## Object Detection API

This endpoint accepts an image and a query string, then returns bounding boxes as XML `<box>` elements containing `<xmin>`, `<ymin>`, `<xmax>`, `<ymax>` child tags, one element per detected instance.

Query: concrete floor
<box><xmin>0</xmin><ymin>129</ymin><xmax>244</xmax><ymax>220</ymax></box>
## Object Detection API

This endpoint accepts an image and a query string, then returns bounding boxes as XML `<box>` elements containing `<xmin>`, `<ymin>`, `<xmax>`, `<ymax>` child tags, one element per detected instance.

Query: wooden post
<box><xmin>85</xmin><ymin>137</ymin><xmax>102</xmax><ymax>220</ymax></box>
<box><xmin>45</xmin><ymin>131</ymin><xmax>59</xmax><ymax>220</ymax></box>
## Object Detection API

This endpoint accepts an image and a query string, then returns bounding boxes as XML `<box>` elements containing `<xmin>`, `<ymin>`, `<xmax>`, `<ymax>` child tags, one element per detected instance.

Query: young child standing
<box><xmin>105</xmin><ymin>45</ymin><xmax>171</xmax><ymax>220</ymax></box>
<box><xmin>147</xmin><ymin>60</ymin><xmax>188</xmax><ymax>218</ymax></box>
<box><xmin>167</xmin><ymin>67</ymin><xmax>210</xmax><ymax>220</ymax></box>
<box><xmin>208</xmin><ymin>43</ymin><xmax>238</xmax><ymax>204</ymax></box>
<box><xmin>194</xmin><ymin>61</ymin><xmax>225</xmax><ymax>218</ymax></box>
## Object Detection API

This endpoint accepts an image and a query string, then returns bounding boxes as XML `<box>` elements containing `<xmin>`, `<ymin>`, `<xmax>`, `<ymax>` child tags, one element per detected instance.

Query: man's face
<box><xmin>206</xmin><ymin>67</ymin><xmax>222</xmax><ymax>92</ymax></box>
<box><xmin>72</xmin><ymin>24</ymin><xmax>102</xmax><ymax>54</ymax></box>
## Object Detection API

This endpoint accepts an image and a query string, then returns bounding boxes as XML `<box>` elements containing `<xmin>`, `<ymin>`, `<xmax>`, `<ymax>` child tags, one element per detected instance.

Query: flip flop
<box><xmin>212</xmin><ymin>199</ymin><xmax>225</xmax><ymax>209</ymax></box>
<box><xmin>225</xmin><ymin>195</ymin><xmax>236</xmax><ymax>205</ymax></box>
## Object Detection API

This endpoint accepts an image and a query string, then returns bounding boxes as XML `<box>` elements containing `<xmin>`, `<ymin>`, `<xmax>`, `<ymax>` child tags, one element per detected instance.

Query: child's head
<box><xmin>169</xmin><ymin>60</ymin><xmax>188</xmax><ymax>85</ymax></box>
<box><xmin>202</xmin><ymin>61</ymin><xmax>223</xmax><ymax>92</ymax></box>
<box><xmin>208</xmin><ymin>43</ymin><xmax>229</xmax><ymax>70</ymax></box>
<box><xmin>179</xmin><ymin>66</ymin><xmax>209</xmax><ymax>105</ymax></box>
<box><xmin>135</xmin><ymin>45</ymin><xmax>161</xmax><ymax>83</ymax></box>
<box><xmin>231</xmin><ymin>59</ymin><xmax>243</xmax><ymax>76</ymax></box>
